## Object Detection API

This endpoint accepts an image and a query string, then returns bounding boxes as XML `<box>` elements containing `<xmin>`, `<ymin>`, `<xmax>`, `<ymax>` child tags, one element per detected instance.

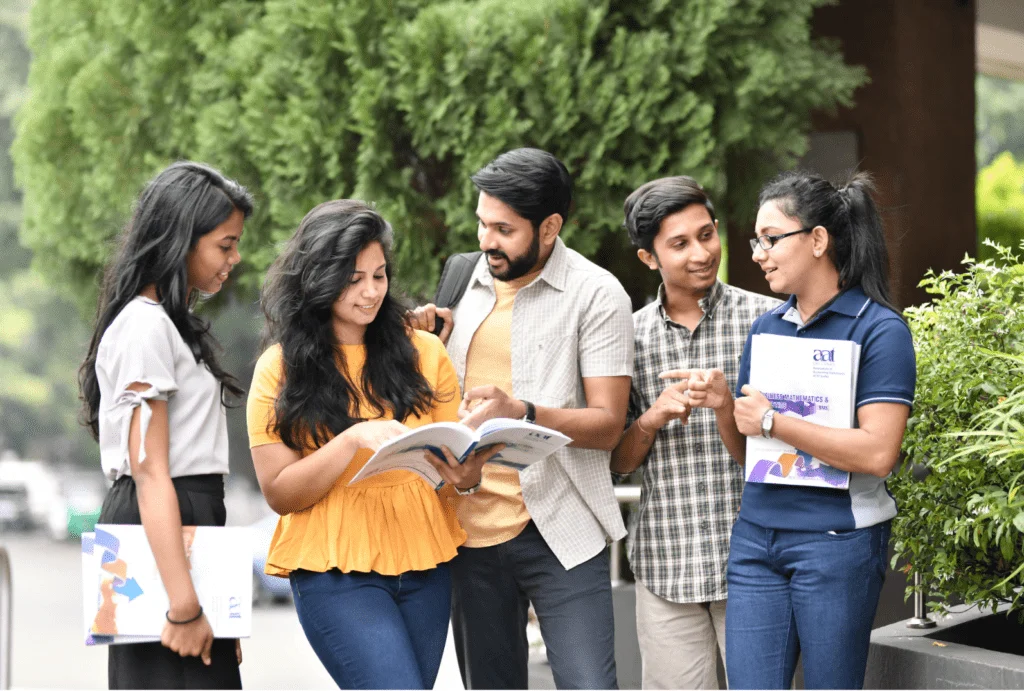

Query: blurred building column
<box><xmin>727</xmin><ymin>0</ymin><xmax>977</xmax><ymax>311</ymax></box>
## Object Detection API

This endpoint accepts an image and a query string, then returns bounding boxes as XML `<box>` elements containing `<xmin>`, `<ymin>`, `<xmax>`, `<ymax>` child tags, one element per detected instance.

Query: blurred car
<box><xmin>251</xmin><ymin>513</ymin><xmax>292</xmax><ymax>605</ymax></box>
<box><xmin>48</xmin><ymin>471</ymin><xmax>108</xmax><ymax>541</ymax></box>
<box><xmin>0</xmin><ymin>484</ymin><xmax>33</xmax><ymax>531</ymax></box>
<box><xmin>0</xmin><ymin>456</ymin><xmax>61</xmax><ymax>529</ymax></box>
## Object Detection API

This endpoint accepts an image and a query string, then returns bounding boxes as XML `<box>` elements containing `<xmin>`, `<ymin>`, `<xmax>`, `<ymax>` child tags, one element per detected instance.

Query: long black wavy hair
<box><xmin>79</xmin><ymin>161</ymin><xmax>254</xmax><ymax>440</ymax></box>
<box><xmin>758</xmin><ymin>170</ymin><xmax>899</xmax><ymax>313</ymax></box>
<box><xmin>259</xmin><ymin>199</ymin><xmax>443</xmax><ymax>451</ymax></box>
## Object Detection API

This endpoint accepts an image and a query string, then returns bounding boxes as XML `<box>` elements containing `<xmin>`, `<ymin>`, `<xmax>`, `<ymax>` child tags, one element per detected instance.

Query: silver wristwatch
<box><xmin>760</xmin><ymin>408</ymin><xmax>776</xmax><ymax>439</ymax></box>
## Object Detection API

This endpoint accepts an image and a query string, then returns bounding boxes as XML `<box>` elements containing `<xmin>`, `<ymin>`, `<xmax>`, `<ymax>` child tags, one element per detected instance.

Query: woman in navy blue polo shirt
<box><xmin>682</xmin><ymin>171</ymin><xmax>916</xmax><ymax>689</ymax></box>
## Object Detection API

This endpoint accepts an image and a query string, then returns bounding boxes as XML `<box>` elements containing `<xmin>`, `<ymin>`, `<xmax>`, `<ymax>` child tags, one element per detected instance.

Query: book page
<box><xmin>348</xmin><ymin>422</ymin><xmax>476</xmax><ymax>488</ymax></box>
<box><xmin>745</xmin><ymin>334</ymin><xmax>860</xmax><ymax>490</ymax></box>
<box><xmin>474</xmin><ymin>418</ymin><xmax>572</xmax><ymax>470</ymax></box>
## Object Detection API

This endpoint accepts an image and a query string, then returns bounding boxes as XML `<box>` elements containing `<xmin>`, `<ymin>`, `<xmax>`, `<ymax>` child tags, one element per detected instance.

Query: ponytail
<box><xmin>837</xmin><ymin>174</ymin><xmax>895</xmax><ymax>312</ymax></box>
<box><xmin>757</xmin><ymin>170</ymin><xmax>900</xmax><ymax>314</ymax></box>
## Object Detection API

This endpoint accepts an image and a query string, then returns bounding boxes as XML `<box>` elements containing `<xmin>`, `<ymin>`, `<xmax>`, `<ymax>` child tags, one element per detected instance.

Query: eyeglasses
<box><xmin>749</xmin><ymin>228</ymin><xmax>813</xmax><ymax>252</ymax></box>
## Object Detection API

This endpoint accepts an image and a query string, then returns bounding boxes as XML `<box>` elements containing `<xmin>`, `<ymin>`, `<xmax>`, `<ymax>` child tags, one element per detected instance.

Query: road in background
<box><xmin>2</xmin><ymin>533</ymin><xmax>464</xmax><ymax>689</ymax></box>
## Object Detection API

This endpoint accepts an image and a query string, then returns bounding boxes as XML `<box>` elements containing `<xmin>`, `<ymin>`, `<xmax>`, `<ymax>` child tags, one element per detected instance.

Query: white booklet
<box><xmin>745</xmin><ymin>334</ymin><xmax>860</xmax><ymax>490</ymax></box>
<box><xmin>82</xmin><ymin>525</ymin><xmax>253</xmax><ymax>645</ymax></box>
<box><xmin>348</xmin><ymin>418</ymin><xmax>572</xmax><ymax>489</ymax></box>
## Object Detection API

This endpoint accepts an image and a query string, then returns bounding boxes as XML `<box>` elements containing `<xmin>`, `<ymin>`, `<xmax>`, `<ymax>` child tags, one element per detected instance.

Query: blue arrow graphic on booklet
<box><xmin>113</xmin><ymin>577</ymin><xmax>144</xmax><ymax>601</ymax></box>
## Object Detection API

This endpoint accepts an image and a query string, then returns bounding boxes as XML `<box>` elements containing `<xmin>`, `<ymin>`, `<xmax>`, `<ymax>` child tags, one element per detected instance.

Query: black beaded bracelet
<box><xmin>165</xmin><ymin>606</ymin><xmax>203</xmax><ymax>625</ymax></box>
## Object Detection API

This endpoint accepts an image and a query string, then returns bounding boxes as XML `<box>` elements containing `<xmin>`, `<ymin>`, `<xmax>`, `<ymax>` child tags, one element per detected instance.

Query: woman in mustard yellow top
<box><xmin>246</xmin><ymin>200</ymin><xmax>500</xmax><ymax>689</ymax></box>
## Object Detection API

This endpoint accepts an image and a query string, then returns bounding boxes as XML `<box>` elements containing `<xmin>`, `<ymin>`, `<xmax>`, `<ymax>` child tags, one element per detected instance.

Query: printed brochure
<box><xmin>745</xmin><ymin>333</ymin><xmax>860</xmax><ymax>490</ymax></box>
<box><xmin>82</xmin><ymin>525</ymin><xmax>252</xmax><ymax>645</ymax></box>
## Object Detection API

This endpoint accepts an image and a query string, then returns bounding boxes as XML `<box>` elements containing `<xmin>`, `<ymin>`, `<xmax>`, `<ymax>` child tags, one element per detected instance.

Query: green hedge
<box><xmin>894</xmin><ymin>244</ymin><xmax>1024</xmax><ymax>614</ymax></box>
<box><xmin>13</xmin><ymin>0</ymin><xmax>864</xmax><ymax>304</ymax></box>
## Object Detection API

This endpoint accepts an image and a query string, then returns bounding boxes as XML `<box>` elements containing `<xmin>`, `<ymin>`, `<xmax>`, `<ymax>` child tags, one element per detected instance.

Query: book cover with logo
<box><xmin>745</xmin><ymin>334</ymin><xmax>860</xmax><ymax>490</ymax></box>
<box><xmin>82</xmin><ymin>525</ymin><xmax>253</xmax><ymax>645</ymax></box>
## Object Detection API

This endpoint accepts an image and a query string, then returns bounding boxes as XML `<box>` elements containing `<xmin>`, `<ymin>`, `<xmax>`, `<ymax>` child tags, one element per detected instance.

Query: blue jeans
<box><xmin>451</xmin><ymin>521</ymin><xmax>617</xmax><ymax>690</ymax></box>
<box><xmin>289</xmin><ymin>565</ymin><xmax>451</xmax><ymax>689</ymax></box>
<box><xmin>725</xmin><ymin>517</ymin><xmax>890</xmax><ymax>690</ymax></box>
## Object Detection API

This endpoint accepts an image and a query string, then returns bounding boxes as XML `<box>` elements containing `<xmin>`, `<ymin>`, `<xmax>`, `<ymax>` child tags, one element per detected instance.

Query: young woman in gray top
<box><xmin>79</xmin><ymin>161</ymin><xmax>253</xmax><ymax>689</ymax></box>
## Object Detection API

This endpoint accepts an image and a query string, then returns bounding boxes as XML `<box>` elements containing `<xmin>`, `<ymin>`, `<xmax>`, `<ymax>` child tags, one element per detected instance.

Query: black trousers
<box><xmin>98</xmin><ymin>474</ymin><xmax>243</xmax><ymax>690</ymax></box>
<box><xmin>451</xmin><ymin>521</ymin><xmax>618</xmax><ymax>690</ymax></box>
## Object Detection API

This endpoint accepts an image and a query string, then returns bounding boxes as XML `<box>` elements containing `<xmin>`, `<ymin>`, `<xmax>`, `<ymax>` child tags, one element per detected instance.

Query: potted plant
<box><xmin>866</xmin><ymin>242</ymin><xmax>1024</xmax><ymax>688</ymax></box>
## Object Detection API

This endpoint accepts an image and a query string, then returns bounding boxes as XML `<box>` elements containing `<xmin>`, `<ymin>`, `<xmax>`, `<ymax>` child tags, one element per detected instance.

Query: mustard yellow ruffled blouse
<box><xmin>246</xmin><ymin>331</ymin><xmax>465</xmax><ymax>577</ymax></box>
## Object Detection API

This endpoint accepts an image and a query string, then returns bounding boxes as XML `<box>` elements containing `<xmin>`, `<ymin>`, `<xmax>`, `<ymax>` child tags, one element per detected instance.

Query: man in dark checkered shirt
<box><xmin>611</xmin><ymin>177</ymin><xmax>780</xmax><ymax>690</ymax></box>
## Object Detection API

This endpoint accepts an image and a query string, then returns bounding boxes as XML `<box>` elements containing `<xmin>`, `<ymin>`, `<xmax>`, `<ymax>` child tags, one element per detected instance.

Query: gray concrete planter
<box><xmin>865</xmin><ymin>605</ymin><xmax>1024</xmax><ymax>689</ymax></box>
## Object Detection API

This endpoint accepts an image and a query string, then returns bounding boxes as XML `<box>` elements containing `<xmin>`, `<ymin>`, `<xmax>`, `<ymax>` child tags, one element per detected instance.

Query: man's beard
<box><xmin>486</xmin><ymin>229</ymin><xmax>541</xmax><ymax>281</ymax></box>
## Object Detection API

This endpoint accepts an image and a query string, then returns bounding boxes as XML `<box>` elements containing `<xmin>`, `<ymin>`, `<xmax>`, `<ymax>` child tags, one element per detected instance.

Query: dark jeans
<box><xmin>725</xmin><ymin>516</ymin><xmax>891</xmax><ymax>690</ymax></box>
<box><xmin>290</xmin><ymin>565</ymin><xmax>451</xmax><ymax>689</ymax></box>
<box><xmin>98</xmin><ymin>474</ymin><xmax>241</xmax><ymax>690</ymax></box>
<box><xmin>451</xmin><ymin>521</ymin><xmax>618</xmax><ymax>690</ymax></box>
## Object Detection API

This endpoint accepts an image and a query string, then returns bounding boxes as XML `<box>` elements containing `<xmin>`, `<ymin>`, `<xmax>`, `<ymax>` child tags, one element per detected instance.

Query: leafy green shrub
<box><xmin>977</xmin><ymin>152</ymin><xmax>1024</xmax><ymax>261</ymax></box>
<box><xmin>893</xmin><ymin>242</ymin><xmax>1024</xmax><ymax>613</ymax></box>
<box><xmin>13</xmin><ymin>0</ymin><xmax>864</xmax><ymax>305</ymax></box>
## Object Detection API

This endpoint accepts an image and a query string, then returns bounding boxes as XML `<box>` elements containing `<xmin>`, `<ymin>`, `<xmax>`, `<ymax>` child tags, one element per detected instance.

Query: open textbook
<box><xmin>745</xmin><ymin>333</ymin><xmax>860</xmax><ymax>490</ymax></box>
<box><xmin>82</xmin><ymin>525</ymin><xmax>252</xmax><ymax>645</ymax></box>
<box><xmin>348</xmin><ymin>418</ymin><xmax>572</xmax><ymax>489</ymax></box>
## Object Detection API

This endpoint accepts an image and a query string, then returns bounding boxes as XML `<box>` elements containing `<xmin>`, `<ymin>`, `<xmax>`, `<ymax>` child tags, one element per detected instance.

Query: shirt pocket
<box><xmin>529</xmin><ymin>333</ymin><xmax>580</xmax><ymax>409</ymax></box>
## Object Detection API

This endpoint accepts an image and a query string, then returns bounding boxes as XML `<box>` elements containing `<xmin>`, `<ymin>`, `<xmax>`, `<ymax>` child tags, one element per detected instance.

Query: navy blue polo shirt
<box><xmin>735</xmin><ymin>285</ymin><xmax>916</xmax><ymax>531</ymax></box>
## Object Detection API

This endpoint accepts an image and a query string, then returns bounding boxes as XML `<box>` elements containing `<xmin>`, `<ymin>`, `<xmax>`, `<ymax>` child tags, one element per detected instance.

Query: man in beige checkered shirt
<box><xmin>411</xmin><ymin>148</ymin><xmax>634</xmax><ymax>689</ymax></box>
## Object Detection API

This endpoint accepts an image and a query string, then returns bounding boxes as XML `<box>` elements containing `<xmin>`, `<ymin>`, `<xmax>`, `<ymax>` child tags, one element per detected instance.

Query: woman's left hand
<box><xmin>425</xmin><ymin>444</ymin><xmax>506</xmax><ymax>491</ymax></box>
<box><xmin>734</xmin><ymin>385</ymin><xmax>773</xmax><ymax>437</ymax></box>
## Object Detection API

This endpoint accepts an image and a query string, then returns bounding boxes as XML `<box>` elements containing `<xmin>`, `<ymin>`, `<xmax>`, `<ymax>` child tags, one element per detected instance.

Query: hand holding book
<box><xmin>348</xmin><ymin>418</ymin><xmax>572</xmax><ymax>489</ymax></box>
<box><xmin>734</xmin><ymin>385</ymin><xmax>773</xmax><ymax>437</ymax></box>
<box><xmin>423</xmin><ymin>443</ymin><xmax>506</xmax><ymax>492</ymax></box>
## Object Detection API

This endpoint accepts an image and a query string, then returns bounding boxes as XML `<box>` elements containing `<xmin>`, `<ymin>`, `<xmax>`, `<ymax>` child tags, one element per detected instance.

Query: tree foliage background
<box><xmin>976</xmin><ymin>74</ymin><xmax>1024</xmax><ymax>261</ymax></box>
<box><xmin>976</xmin><ymin>74</ymin><xmax>1024</xmax><ymax>169</ymax></box>
<box><xmin>13</xmin><ymin>0</ymin><xmax>865</xmax><ymax>306</ymax></box>
<box><xmin>0</xmin><ymin>0</ymin><xmax>99</xmax><ymax>464</ymax></box>
<box><xmin>977</xmin><ymin>151</ymin><xmax>1024</xmax><ymax>262</ymax></box>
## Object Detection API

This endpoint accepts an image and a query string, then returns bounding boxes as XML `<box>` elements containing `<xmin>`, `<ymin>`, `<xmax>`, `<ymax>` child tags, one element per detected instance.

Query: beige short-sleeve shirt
<box><xmin>446</xmin><ymin>238</ymin><xmax>634</xmax><ymax>570</ymax></box>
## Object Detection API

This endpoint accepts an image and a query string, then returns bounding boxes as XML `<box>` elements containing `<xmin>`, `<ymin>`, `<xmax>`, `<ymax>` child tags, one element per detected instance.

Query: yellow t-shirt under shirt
<box><xmin>246</xmin><ymin>330</ymin><xmax>465</xmax><ymax>577</ymax></box>
<box><xmin>456</xmin><ymin>271</ymin><xmax>538</xmax><ymax>547</ymax></box>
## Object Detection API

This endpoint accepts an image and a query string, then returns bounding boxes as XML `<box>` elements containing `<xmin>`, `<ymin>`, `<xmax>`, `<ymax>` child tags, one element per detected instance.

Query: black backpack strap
<box><xmin>430</xmin><ymin>251</ymin><xmax>482</xmax><ymax>336</ymax></box>
<box><xmin>433</xmin><ymin>251</ymin><xmax>482</xmax><ymax>309</ymax></box>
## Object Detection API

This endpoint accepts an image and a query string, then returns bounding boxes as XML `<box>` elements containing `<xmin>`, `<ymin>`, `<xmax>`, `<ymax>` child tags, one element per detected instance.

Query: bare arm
<box><xmin>251</xmin><ymin>420</ymin><xmax>409</xmax><ymax>515</ymax></box>
<box><xmin>125</xmin><ymin>384</ymin><xmax>213</xmax><ymax>664</ymax></box>
<box><xmin>610</xmin><ymin>420</ymin><xmax>658</xmax><ymax>474</ymax></box>
<box><xmin>459</xmin><ymin>376</ymin><xmax>632</xmax><ymax>452</ymax></box>
<box><xmin>711</xmin><ymin>399</ymin><xmax>747</xmax><ymax>466</ymax></box>
<box><xmin>540</xmin><ymin>376</ymin><xmax>632</xmax><ymax>451</ymax></box>
<box><xmin>734</xmin><ymin>387</ymin><xmax>909</xmax><ymax>477</ymax></box>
